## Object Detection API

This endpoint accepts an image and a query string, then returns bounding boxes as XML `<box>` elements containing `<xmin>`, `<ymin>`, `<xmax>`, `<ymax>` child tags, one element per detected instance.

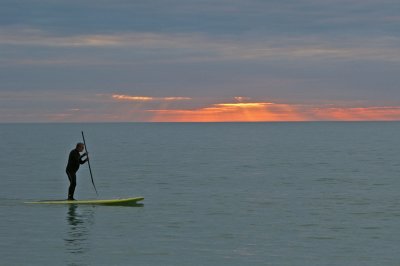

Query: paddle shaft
<box><xmin>81</xmin><ymin>131</ymin><xmax>98</xmax><ymax>196</ymax></box>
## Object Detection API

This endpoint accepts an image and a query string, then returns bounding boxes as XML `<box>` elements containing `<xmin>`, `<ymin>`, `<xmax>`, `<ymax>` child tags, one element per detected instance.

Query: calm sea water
<box><xmin>1</xmin><ymin>122</ymin><xmax>400</xmax><ymax>265</ymax></box>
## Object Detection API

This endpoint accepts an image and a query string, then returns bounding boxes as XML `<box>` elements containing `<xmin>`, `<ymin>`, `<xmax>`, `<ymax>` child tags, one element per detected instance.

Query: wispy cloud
<box><xmin>112</xmin><ymin>94</ymin><xmax>191</xmax><ymax>102</ymax></box>
<box><xmin>311</xmin><ymin>106</ymin><xmax>400</xmax><ymax>121</ymax></box>
<box><xmin>0</xmin><ymin>27</ymin><xmax>122</xmax><ymax>47</ymax></box>
<box><xmin>2</xmin><ymin>27</ymin><xmax>400</xmax><ymax>63</ymax></box>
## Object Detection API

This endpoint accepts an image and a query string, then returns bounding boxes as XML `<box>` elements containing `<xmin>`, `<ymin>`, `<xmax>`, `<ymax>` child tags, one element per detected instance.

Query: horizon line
<box><xmin>1</xmin><ymin>120</ymin><xmax>400</xmax><ymax>124</ymax></box>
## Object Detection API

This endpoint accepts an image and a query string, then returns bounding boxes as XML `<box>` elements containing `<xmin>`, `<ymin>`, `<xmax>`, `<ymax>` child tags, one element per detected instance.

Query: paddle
<box><xmin>81</xmin><ymin>131</ymin><xmax>98</xmax><ymax>196</ymax></box>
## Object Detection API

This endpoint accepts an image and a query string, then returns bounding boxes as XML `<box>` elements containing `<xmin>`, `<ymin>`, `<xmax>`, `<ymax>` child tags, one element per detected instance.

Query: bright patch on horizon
<box><xmin>144</xmin><ymin>99</ymin><xmax>400</xmax><ymax>122</ymax></box>
<box><xmin>148</xmin><ymin>101</ymin><xmax>306</xmax><ymax>122</ymax></box>
<box><xmin>216</xmin><ymin>103</ymin><xmax>274</xmax><ymax>108</ymax></box>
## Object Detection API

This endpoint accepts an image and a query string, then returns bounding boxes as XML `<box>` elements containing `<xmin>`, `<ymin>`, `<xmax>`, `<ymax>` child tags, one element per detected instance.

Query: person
<box><xmin>66</xmin><ymin>143</ymin><xmax>89</xmax><ymax>200</ymax></box>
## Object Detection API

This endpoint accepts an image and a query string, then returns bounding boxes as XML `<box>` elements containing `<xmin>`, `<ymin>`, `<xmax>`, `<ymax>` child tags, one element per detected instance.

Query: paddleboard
<box><xmin>25</xmin><ymin>197</ymin><xmax>144</xmax><ymax>206</ymax></box>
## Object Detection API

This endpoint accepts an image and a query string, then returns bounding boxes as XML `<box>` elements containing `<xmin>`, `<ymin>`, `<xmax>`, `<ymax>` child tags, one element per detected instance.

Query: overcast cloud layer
<box><xmin>1</xmin><ymin>0</ymin><xmax>399</xmax><ymax>122</ymax></box>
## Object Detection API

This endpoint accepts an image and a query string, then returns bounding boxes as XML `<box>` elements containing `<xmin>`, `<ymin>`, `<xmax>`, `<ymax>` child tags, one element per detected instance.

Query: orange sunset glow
<box><xmin>149</xmin><ymin>103</ymin><xmax>400</xmax><ymax>122</ymax></box>
<box><xmin>105</xmin><ymin>94</ymin><xmax>400</xmax><ymax>122</ymax></box>
<box><xmin>149</xmin><ymin>102</ymin><xmax>308</xmax><ymax>122</ymax></box>
<box><xmin>312</xmin><ymin>106</ymin><xmax>400</xmax><ymax>121</ymax></box>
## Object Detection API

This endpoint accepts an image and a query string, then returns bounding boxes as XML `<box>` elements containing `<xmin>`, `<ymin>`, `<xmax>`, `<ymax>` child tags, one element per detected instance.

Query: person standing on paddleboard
<box><xmin>66</xmin><ymin>143</ymin><xmax>89</xmax><ymax>200</ymax></box>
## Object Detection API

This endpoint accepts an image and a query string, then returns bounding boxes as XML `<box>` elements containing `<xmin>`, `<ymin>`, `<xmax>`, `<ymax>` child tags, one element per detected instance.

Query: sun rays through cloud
<box><xmin>147</xmin><ymin>102</ymin><xmax>305</xmax><ymax>122</ymax></box>
<box><xmin>2</xmin><ymin>92</ymin><xmax>400</xmax><ymax>122</ymax></box>
<box><xmin>107</xmin><ymin>95</ymin><xmax>400</xmax><ymax>122</ymax></box>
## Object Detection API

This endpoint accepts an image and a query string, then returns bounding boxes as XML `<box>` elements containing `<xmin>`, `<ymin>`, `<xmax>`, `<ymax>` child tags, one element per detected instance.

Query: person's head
<box><xmin>76</xmin><ymin>143</ymin><xmax>85</xmax><ymax>152</ymax></box>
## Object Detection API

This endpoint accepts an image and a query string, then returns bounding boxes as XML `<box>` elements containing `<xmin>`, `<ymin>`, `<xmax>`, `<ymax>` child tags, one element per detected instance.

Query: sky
<box><xmin>1</xmin><ymin>0</ymin><xmax>400</xmax><ymax>122</ymax></box>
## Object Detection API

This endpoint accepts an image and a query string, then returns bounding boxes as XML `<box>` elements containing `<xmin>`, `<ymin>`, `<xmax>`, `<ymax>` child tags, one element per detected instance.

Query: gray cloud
<box><xmin>1</xmin><ymin>0</ymin><xmax>399</xmax><ymax>36</ymax></box>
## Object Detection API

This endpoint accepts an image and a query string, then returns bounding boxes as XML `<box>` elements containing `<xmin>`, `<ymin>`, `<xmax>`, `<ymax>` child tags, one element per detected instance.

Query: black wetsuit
<box><xmin>66</xmin><ymin>149</ymin><xmax>87</xmax><ymax>199</ymax></box>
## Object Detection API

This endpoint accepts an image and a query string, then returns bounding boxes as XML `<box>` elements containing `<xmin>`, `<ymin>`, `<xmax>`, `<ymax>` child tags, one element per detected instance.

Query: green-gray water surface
<box><xmin>1</xmin><ymin>122</ymin><xmax>400</xmax><ymax>265</ymax></box>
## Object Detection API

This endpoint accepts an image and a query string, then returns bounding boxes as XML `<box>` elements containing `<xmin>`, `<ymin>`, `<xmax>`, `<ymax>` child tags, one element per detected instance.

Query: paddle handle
<box><xmin>81</xmin><ymin>131</ymin><xmax>98</xmax><ymax>196</ymax></box>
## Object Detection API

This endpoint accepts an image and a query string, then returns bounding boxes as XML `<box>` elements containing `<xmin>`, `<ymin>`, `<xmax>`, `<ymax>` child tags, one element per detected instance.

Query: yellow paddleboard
<box><xmin>25</xmin><ymin>197</ymin><xmax>144</xmax><ymax>206</ymax></box>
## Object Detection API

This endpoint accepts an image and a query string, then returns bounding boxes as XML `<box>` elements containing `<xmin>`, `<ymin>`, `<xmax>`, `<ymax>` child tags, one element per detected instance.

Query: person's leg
<box><xmin>66</xmin><ymin>170</ymin><xmax>77</xmax><ymax>200</ymax></box>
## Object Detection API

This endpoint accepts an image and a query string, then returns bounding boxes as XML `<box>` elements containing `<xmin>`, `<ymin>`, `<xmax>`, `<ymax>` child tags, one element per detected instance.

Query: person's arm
<box><xmin>79</xmin><ymin>152</ymin><xmax>89</xmax><ymax>164</ymax></box>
